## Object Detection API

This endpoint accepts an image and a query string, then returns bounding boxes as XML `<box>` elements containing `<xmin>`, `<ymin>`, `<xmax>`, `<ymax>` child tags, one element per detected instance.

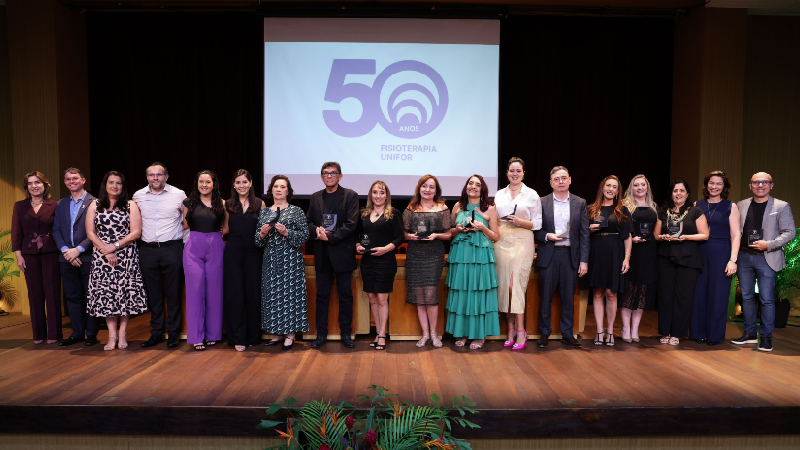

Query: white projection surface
<box><xmin>263</xmin><ymin>18</ymin><xmax>499</xmax><ymax>196</ymax></box>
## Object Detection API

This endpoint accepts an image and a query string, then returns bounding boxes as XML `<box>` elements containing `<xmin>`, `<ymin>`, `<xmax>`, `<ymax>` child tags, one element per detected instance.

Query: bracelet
<box><xmin>729</xmin><ymin>259</ymin><xmax>738</xmax><ymax>264</ymax></box>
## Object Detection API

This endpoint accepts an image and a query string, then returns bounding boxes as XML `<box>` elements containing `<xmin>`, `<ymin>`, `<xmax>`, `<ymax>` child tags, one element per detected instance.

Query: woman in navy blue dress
<box><xmin>690</xmin><ymin>171</ymin><xmax>740</xmax><ymax>346</ymax></box>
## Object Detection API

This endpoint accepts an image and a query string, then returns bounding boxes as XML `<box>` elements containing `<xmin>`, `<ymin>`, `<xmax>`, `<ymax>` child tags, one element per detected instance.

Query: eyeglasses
<box><xmin>322</xmin><ymin>172</ymin><xmax>340</xmax><ymax>177</ymax></box>
<box><xmin>147</xmin><ymin>173</ymin><xmax>165</xmax><ymax>179</ymax></box>
<box><xmin>751</xmin><ymin>180</ymin><xmax>772</xmax><ymax>186</ymax></box>
<box><xmin>551</xmin><ymin>176</ymin><xmax>569</xmax><ymax>182</ymax></box>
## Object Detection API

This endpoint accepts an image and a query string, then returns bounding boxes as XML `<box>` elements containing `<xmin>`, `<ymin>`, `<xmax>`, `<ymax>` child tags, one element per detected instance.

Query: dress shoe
<box><xmin>538</xmin><ymin>334</ymin><xmax>549</xmax><ymax>348</ymax></box>
<box><xmin>310</xmin><ymin>335</ymin><xmax>327</xmax><ymax>349</ymax></box>
<box><xmin>265</xmin><ymin>335</ymin><xmax>284</xmax><ymax>346</ymax></box>
<box><xmin>167</xmin><ymin>335</ymin><xmax>180</xmax><ymax>348</ymax></box>
<box><xmin>140</xmin><ymin>335</ymin><xmax>166</xmax><ymax>348</ymax></box>
<box><xmin>59</xmin><ymin>336</ymin><xmax>84</xmax><ymax>347</ymax></box>
<box><xmin>342</xmin><ymin>336</ymin><xmax>355</xmax><ymax>348</ymax></box>
<box><xmin>282</xmin><ymin>337</ymin><xmax>294</xmax><ymax>351</ymax></box>
<box><xmin>707</xmin><ymin>340</ymin><xmax>722</xmax><ymax>346</ymax></box>
<box><xmin>560</xmin><ymin>336</ymin><xmax>582</xmax><ymax>348</ymax></box>
<box><xmin>85</xmin><ymin>336</ymin><xmax>99</xmax><ymax>346</ymax></box>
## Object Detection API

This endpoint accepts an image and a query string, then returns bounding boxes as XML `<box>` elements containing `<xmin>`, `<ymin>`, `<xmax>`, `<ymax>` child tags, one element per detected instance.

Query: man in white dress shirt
<box><xmin>132</xmin><ymin>162</ymin><xmax>187</xmax><ymax>348</ymax></box>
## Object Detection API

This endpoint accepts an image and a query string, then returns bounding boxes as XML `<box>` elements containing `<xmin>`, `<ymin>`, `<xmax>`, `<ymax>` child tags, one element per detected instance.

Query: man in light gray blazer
<box><xmin>534</xmin><ymin>166</ymin><xmax>590</xmax><ymax>348</ymax></box>
<box><xmin>732</xmin><ymin>172</ymin><xmax>795</xmax><ymax>352</ymax></box>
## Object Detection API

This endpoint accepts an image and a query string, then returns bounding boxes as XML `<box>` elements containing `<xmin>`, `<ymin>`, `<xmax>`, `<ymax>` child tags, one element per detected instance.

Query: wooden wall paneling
<box><xmin>742</xmin><ymin>16</ymin><xmax>800</xmax><ymax>209</ymax></box>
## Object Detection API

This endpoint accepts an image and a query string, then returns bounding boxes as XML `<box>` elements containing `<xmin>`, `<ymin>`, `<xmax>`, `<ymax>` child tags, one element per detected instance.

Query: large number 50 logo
<box><xmin>323</xmin><ymin>59</ymin><xmax>449</xmax><ymax>139</ymax></box>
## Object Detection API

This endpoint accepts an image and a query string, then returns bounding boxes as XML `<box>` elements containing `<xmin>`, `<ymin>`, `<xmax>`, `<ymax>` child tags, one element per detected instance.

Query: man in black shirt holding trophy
<box><xmin>732</xmin><ymin>172</ymin><xmax>796</xmax><ymax>352</ymax></box>
<box><xmin>306</xmin><ymin>162</ymin><xmax>360</xmax><ymax>349</ymax></box>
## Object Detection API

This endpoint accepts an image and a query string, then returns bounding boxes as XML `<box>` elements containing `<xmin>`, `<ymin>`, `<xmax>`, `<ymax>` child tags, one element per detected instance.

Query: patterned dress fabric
<box><xmin>87</xmin><ymin>202</ymin><xmax>148</xmax><ymax>317</ymax></box>
<box><xmin>403</xmin><ymin>208</ymin><xmax>452</xmax><ymax>305</ymax></box>
<box><xmin>445</xmin><ymin>203</ymin><xmax>500</xmax><ymax>339</ymax></box>
<box><xmin>619</xmin><ymin>206</ymin><xmax>658</xmax><ymax>310</ymax></box>
<box><xmin>255</xmin><ymin>204</ymin><xmax>310</xmax><ymax>334</ymax></box>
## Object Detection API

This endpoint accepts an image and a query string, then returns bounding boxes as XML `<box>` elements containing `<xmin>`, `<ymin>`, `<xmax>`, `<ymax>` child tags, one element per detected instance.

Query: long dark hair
<box><xmin>587</xmin><ymin>175</ymin><xmax>628</xmax><ymax>224</ymax></box>
<box><xmin>226</xmin><ymin>169</ymin><xmax>257</xmax><ymax>213</ymax></box>
<box><xmin>186</xmin><ymin>170</ymin><xmax>225</xmax><ymax>220</ymax></box>
<box><xmin>96</xmin><ymin>171</ymin><xmax>129</xmax><ymax>212</ymax></box>
<box><xmin>662</xmin><ymin>179</ymin><xmax>692</xmax><ymax>212</ymax></box>
<box><xmin>408</xmin><ymin>174</ymin><xmax>444</xmax><ymax>212</ymax></box>
<box><xmin>457</xmin><ymin>174</ymin><xmax>493</xmax><ymax>213</ymax></box>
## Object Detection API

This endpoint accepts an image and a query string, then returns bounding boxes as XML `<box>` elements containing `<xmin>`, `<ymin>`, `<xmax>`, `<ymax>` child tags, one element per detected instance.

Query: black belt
<box><xmin>739</xmin><ymin>248</ymin><xmax>764</xmax><ymax>256</ymax></box>
<box><xmin>139</xmin><ymin>239</ymin><xmax>182</xmax><ymax>248</ymax></box>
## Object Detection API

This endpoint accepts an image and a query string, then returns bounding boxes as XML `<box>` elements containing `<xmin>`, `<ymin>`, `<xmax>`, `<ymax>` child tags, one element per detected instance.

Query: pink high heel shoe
<box><xmin>504</xmin><ymin>328</ymin><xmax>517</xmax><ymax>347</ymax></box>
<box><xmin>512</xmin><ymin>331</ymin><xmax>528</xmax><ymax>350</ymax></box>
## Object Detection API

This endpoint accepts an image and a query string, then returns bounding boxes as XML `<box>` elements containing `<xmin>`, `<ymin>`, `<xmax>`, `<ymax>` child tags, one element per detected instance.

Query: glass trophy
<box><xmin>555</xmin><ymin>222</ymin><xmax>570</xmax><ymax>239</ymax></box>
<box><xmin>417</xmin><ymin>219</ymin><xmax>431</xmax><ymax>239</ymax></box>
<box><xmin>360</xmin><ymin>233</ymin><xmax>375</xmax><ymax>253</ymax></box>
<box><xmin>322</xmin><ymin>213</ymin><xmax>337</xmax><ymax>231</ymax></box>
<box><xmin>597</xmin><ymin>213</ymin><xmax>608</xmax><ymax>228</ymax></box>
<box><xmin>500</xmin><ymin>204</ymin><xmax>517</xmax><ymax>221</ymax></box>
<box><xmin>463</xmin><ymin>209</ymin><xmax>476</xmax><ymax>230</ymax></box>
<box><xmin>748</xmin><ymin>229</ymin><xmax>763</xmax><ymax>246</ymax></box>
<box><xmin>668</xmin><ymin>221</ymin><xmax>683</xmax><ymax>238</ymax></box>
<box><xmin>267</xmin><ymin>207</ymin><xmax>280</xmax><ymax>226</ymax></box>
<box><xmin>639</xmin><ymin>222</ymin><xmax>651</xmax><ymax>239</ymax></box>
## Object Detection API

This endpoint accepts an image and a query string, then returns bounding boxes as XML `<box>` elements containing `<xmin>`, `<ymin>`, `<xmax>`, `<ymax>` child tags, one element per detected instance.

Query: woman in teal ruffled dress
<box><xmin>445</xmin><ymin>175</ymin><xmax>501</xmax><ymax>349</ymax></box>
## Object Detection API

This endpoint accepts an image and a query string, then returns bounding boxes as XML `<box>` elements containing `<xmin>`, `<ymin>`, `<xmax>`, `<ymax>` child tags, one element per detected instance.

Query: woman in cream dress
<box><xmin>494</xmin><ymin>157</ymin><xmax>542</xmax><ymax>349</ymax></box>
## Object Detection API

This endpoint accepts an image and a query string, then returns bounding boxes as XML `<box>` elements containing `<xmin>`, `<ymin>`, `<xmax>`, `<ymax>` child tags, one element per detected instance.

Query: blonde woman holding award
<box><xmin>493</xmin><ymin>157</ymin><xmax>542</xmax><ymax>350</ymax></box>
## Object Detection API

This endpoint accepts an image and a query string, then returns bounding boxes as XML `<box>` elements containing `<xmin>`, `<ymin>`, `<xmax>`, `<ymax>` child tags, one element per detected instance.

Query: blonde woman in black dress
<box><xmin>403</xmin><ymin>175</ymin><xmax>452</xmax><ymax>348</ymax></box>
<box><xmin>356</xmin><ymin>181</ymin><xmax>404</xmax><ymax>351</ymax></box>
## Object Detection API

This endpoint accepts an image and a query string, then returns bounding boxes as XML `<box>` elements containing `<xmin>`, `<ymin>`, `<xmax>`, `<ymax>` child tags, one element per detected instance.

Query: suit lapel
<box><xmin>75</xmin><ymin>195</ymin><xmax>92</xmax><ymax>223</ymax></box>
<box><xmin>739</xmin><ymin>198</ymin><xmax>751</xmax><ymax>231</ymax></box>
<box><xmin>544</xmin><ymin>194</ymin><xmax>555</xmax><ymax>231</ymax></box>
<box><xmin>764</xmin><ymin>196</ymin><xmax>776</xmax><ymax>233</ymax></box>
<box><xmin>569</xmin><ymin>193</ymin><xmax>580</xmax><ymax>228</ymax></box>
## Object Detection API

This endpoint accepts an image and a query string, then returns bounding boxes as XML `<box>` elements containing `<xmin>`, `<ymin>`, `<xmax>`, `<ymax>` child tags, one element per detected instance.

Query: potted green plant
<box><xmin>775</xmin><ymin>228</ymin><xmax>800</xmax><ymax>328</ymax></box>
<box><xmin>0</xmin><ymin>229</ymin><xmax>21</xmax><ymax>313</ymax></box>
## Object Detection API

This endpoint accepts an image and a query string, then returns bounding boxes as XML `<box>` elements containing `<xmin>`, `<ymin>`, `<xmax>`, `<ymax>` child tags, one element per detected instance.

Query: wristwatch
<box><xmin>114</xmin><ymin>242</ymin><xmax>120</xmax><ymax>249</ymax></box>
<box><xmin>729</xmin><ymin>259</ymin><xmax>737</xmax><ymax>264</ymax></box>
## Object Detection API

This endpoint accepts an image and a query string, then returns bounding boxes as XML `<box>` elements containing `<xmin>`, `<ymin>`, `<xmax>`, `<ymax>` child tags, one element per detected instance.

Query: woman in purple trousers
<box><xmin>182</xmin><ymin>170</ymin><xmax>228</xmax><ymax>351</ymax></box>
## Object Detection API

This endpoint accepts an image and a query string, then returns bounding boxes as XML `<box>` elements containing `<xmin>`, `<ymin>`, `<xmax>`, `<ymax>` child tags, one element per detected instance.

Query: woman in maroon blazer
<box><xmin>12</xmin><ymin>171</ymin><xmax>62</xmax><ymax>344</ymax></box>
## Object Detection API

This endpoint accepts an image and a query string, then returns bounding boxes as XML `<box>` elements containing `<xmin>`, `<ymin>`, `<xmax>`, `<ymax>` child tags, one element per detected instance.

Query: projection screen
<box><xmin>263</xmin><ymin>18</ymin><xmax>500</xmax><ymax>196</ymax></box>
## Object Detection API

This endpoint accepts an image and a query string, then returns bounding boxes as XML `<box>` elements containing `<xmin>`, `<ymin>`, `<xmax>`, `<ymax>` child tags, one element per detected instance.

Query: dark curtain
<box><xmin>86</xmin><ymin>12</ymin><xmax>673</xmax><ymax>212</ymax></box>
<box><xmin>499</xmin><ymin>15</ymin><xmax>674</xmax><ymax>204</ymax></box>
<box><xmin>87</xmin><ymin>13</ymin><xmax>264</xmax><ymax>200</ymax></box>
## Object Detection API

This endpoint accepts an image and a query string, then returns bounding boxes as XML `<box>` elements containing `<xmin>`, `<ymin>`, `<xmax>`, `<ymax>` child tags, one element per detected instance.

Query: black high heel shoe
<box><xmin>282</xmin><ymin>336</ymin><xmax>294</xmax><ymax>351</ymax></box>
<box><xmin>265</xmin><ymin>335</ymin><xmax>284</xmax><ymax>346</ymax></box>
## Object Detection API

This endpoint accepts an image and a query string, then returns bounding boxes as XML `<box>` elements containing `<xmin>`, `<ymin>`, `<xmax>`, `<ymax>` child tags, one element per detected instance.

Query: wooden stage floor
<box><xmin>1</xmin><ymin>309</ymin><xmax>799</xmax><ymax>438</ymax></box>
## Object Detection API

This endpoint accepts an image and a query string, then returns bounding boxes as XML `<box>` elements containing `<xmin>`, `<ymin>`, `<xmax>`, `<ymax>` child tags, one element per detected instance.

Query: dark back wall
<box><xmin>87</xmin><ymin>13</ymin><xmax>673</xmax><ymax>212</ymax></box>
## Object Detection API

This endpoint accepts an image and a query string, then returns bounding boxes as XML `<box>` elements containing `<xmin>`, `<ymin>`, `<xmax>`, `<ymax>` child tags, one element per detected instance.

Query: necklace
<box><xmin>30</xmin><ymin>200</ymin><xmax>43</xmax><ymax>206</ymax></box>
<box><xmin>706</xmin><ymin>200</ymin><xmax>720</xmax><ymax>221</ymax></box>
<box><xmin>666</xmin><ymin>208</ymin><xmax>689</xmax><ymax>223</ymax></box>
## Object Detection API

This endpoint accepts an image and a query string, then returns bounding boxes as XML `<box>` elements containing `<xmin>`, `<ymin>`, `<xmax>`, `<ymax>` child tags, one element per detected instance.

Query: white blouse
<box><xmin>494</xmin><ymin>183</ymin><xmax>543</xmax><ymax>231</ymax></box>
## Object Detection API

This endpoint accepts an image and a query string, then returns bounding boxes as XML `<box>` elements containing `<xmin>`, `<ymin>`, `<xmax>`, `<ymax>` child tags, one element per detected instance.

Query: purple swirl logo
<box><xmin>323</xmin><ymin>59</ymin><xmax>448</xmax><ymax>139</ymax></box>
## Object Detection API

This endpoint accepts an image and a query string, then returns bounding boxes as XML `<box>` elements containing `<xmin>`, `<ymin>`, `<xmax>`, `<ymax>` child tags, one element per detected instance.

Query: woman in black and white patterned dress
<box><xmin>86</xmin><ymin>171</ymin><xmax>148</xmax><ymax>351</ymax></box>
<box><xmin>256</xmin><ymin>175</ymin><xmax>309</xmax><ymax>350</ymax></box>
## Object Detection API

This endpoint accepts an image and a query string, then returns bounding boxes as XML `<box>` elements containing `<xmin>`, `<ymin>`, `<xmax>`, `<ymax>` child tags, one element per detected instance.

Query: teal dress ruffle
<box><xmin>445</xmin><ymin>203</ymin><xmax>500</xmax><ymax>339</ymax></box>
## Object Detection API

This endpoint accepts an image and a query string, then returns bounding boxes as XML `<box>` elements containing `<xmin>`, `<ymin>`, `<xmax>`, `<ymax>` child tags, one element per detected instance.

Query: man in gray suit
<box><xmin>732</xmin><ymin>172</ymin><xmax>795</xmax><ymax>352</ymax></box>
<box><xmin>534</xmin><ymin>166</ymin><xmax>590</xmax><ymax>348</ymax></box>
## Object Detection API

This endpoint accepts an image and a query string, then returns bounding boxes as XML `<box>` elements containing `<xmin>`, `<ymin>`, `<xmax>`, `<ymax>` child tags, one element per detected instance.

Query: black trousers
<box><xmin>315</xmin><ymin>248</ymin><xmax>353</xmax><ymax>336</ymax></box>
<box><xmin>60</xmin><ymin>261</ymin><xmax>98</xmax><ymax>339</ymax></box>
<box><xmin>657</xmin><ymin>256</ymin><xmax>700</xmax><ymax>338</ymax></box>
<box><xmin>538</xmin><ymin>247</ymin><xmax>577</xmax><ymax>337</ymax></box>
<box><xmin>223</xmin><ymin>241</ymin><xmax>263</xmax><ymax>346</ymax></box>
<box><xmin>139</xmin><ymin>243</ymin><xmax>184</xmax><ymax>338</ymax></box>
<box><xmin>24</xmin><ymin>252</ymin><xmax>62</xmax><ymax>341</ymax></box>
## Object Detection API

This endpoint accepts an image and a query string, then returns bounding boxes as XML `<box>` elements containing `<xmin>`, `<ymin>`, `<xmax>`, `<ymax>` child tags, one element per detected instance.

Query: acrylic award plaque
<box><xmin>555</xmin><ymin>222</ymin><xmax>570</xmax><ymax>239</ymax></box>
<box><xmin>360</xmin><ymin>233</ymin><xmax>375</xmax><ymax>253</ymax></box>
<box><xmin>500</xmin><ymin>204</ymin><xmax>517</xmax><ymax>221</ymax></box>
<box><xmin>267</xmin><ymin>207</ymin><xmax>281</xmax><ymax>226</ymax></box>
<box><xmin>639</xmin><ymin>222</ymin><xmax>651</xmax><ymax>238</ymax></box>
<box><xmin>463</xmin><ymin>209</ymin><xmax>476</xmax><ymax>230</ymax></box>
<box><xmin>597</xmin><ymin>213</ymin><xmax>609</xmax><ymax>228</ymax></box>
<box><xmin>668</xmin><ymin>221</ymin><xmax>683</xmax><ymax>238</ymax></box>
<box><xmin>322</xmin><ymin>213</ymin><xmax>337</xmax><ymax>231</ymax></box>
<box><xmin>417</xmin><ymin>219</ymin><xmax>431</xmax><ymax>239</ymax></box>
<box><xmin>748</xmin><ymin>229</ymin><xmax>763</xmax><ymax>246</ymax></box>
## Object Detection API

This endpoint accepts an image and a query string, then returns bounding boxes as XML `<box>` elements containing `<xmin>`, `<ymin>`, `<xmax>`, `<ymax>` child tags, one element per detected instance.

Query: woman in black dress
<box><xmin>619</xmin><ymin>174</ymin><xmax>659</xmax><ymax>343</ymax></box>
<box><xmin>223</xmin><ymin>170</ymin><xmax>265</xmax><ymax>352</ymax></box>
<box><xmin>655</xmin><ymin>180</ymin><xmax>709</xmax><ymax>346</ymax></box>
<box><xmin>356</xmin><ymin>181</ymin><xmax>404</xmax><ymax>351</ymax></box>
<box><xmin>403</xmin><ymin>175</ymin><xmax>452</xmax><ymax>348</ymax></box>
<box><xmin>583</xmin><ymin>175</ymin><xmax>632</xmax><ymax>347</ymax></box>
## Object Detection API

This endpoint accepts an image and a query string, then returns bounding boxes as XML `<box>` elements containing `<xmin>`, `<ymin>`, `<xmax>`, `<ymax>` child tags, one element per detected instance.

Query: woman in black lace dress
<box><xmin>86</xmin><ymin>171</ymin><xmax>148</xmax><ymax>351</ymax></box>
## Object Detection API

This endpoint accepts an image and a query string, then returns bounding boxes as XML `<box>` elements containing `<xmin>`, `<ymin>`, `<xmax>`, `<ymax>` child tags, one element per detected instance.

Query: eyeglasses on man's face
<box><xmin>750</xmin><ymin>180</ymin><xmax>772</xmax><ymax>186</ymax></box>
<box><xmin>322</xmin><ymin>172</ymin><xmax>340</xmax><ymax>177</ymax></box>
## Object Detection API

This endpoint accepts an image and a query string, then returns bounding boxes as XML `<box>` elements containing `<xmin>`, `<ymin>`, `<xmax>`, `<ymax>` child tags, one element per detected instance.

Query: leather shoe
<box><xmin>310</xmin><ymin>335</ymin><xmax>327</xmax><ymax>349</ymax></box>
<box><xmin>167</xmin><ymin>335</ymin><xmax>180</xmax><ymax>348</ymax></box>
<box><xmin>560</xmin><ymin>336</ymin><xmax>582</xmax><ymax>348</ymax></box>
<box><xmin>538</xmin><ymin>334</ymin><xmax>549</xmax><ymax>348</ymax></box>
<box><xmin>85</xmin><ymin>336</ymin><xmax>99</xmax><ymax>346</ymax></box>
<box><xmin>141</xmin><ymin>335</ymin><xmax>166</xmax><ymax>348</ymax></box>
<box><xmin>59</xmin><ymin>336</ymin><xmax>84</xmax><ymax>347</ymax></box>
<box><xmin>342</xmin><ymin>336</ymin><xmax>355</xmax><ymax>348</ymax></box>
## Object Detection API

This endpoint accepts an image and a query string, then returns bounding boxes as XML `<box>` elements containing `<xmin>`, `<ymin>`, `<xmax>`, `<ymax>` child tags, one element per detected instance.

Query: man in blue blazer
<box><xmin>534</xmin><ymin>166</ymin><xmax>590</xmax><ymax>348</ymax></box>
<box><xmin>53</xmin><ymin>168</ymin><xmax>98</xmax><ymax>346</ymax></box>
